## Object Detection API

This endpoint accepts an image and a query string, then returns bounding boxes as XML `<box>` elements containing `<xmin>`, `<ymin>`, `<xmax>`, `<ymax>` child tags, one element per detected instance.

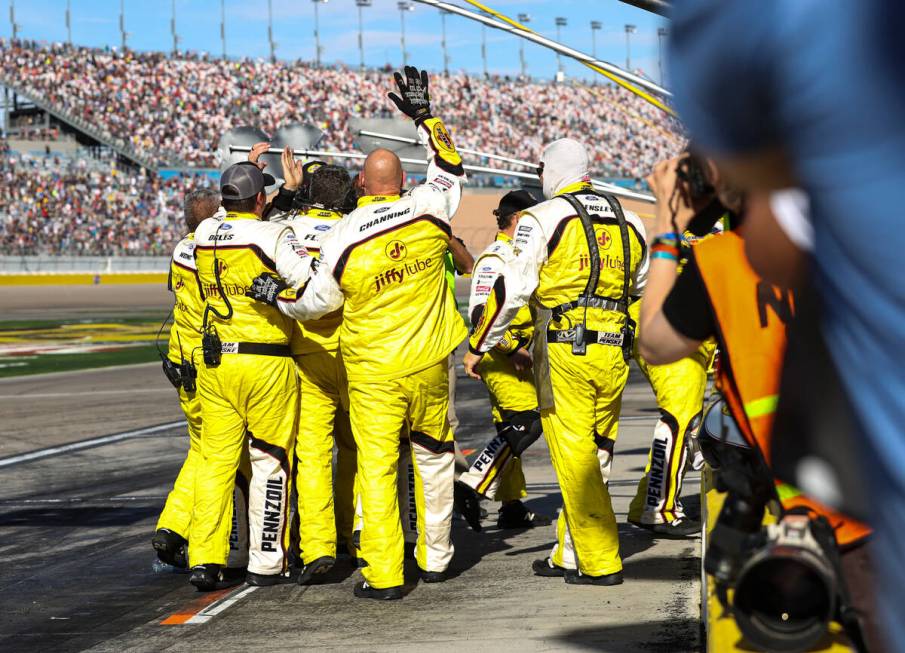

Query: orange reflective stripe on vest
<box><xmin>696</xmin><ymin>232</ymin><xmax>869</xmax><ymax>547</ymax></box>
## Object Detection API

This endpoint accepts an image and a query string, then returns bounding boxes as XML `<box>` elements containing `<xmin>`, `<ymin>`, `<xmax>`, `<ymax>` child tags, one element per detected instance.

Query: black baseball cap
<box><xmin>220</xmin><ymin>162</ymin><xmax>276</xmax><ymax>201</ymax></box>
<box><xmin>494</xmin><ymin>189</ymin><xmax>537</xmax><ymax>219</ymax></box>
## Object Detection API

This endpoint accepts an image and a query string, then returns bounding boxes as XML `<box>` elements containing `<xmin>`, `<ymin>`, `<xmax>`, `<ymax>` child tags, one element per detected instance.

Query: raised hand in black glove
<box><xmin>248</xmin><ymin>273</ymin><xmax>288</xmax><ymax>307</ymax></box>
<box><xmin>388</xmin><ymin>66</ymin><xmax>433</xmax><ymax>124</ymax></box>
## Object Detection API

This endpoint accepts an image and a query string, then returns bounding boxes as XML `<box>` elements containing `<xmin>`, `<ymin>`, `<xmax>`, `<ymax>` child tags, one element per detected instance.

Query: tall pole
<box><xmin>65</xmin><ymin>0</ymin><xmax>71</xmax><ymax>45</ymax></box>
<box><xmin>356</xmin><ymin>0</ymin><xmax>371</xmax><ymax>72</ymax></box>
<box><xmin>171</xmin><ymin>0</ymin><xmax>179</xmax><ymax>56</ymax></box>
<box><xmin>440</xmin><ymin>9</ymin><xmax>450</xmax><ymax>75</ymax></box>
<box><xmin>590</xmin><ymin>20</ymin><xmax>601</xmax><ymax>59</ymax></box>
<box><xmin>220</xmin><ymin>0</ymin><xmax>226</xmax><ymax>58</ymax></box>
<box><xmin>313</xmin><ymin>0</ymin><xmax>327</xmax><ymax>68</ymax></box>
<box><xmin>555</xmin><ymin>17</ymin><xmax>567</xmax><ymax>75</ymax></box>
<box><xmin>657</xmin><ymin>27</ymin><xmax>668</xmax><ymax>84</ymax></box>
<box><xmin>267</xmin><ymin>0</ymin><xmax>275</xmax><ymax>63</ymax></box>
<box><xmin>119</xmin><ymin>0</ymin><xmax>127</xmax><ymax>50</ymax></box>
<box><xmin>9</xmin><ymin>0</ymin><xmax>16</xmax><ymax>41</ymax></box>
<box><xmin>481</xmin><ymin>25</ymin><xmax>487</xmax><ymax>77</ymax></box>
<box><xmin>624</xmin><ymin>24</ymin><xmax>636</xmax><ymax>71</ymax></box>
<box><xmin>517</xmin><ymin>13</ymin><xmax>530</xmax><ymax>78</ymax></box>
<box><xmin>398</xmin><ymin>2</ymin><xmax>413</xmax><ymax>66</ymax></box>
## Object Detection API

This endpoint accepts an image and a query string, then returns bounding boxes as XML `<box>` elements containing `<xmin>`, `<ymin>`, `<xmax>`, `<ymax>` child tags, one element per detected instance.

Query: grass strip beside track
<box><xmin>0</xmin><ymin>344</ymin><xmax>160</xmax><ymax>378</ymax></box>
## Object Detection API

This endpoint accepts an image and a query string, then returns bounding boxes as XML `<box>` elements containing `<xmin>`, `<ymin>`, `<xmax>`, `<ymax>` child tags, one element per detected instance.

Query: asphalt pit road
<box><xmin>0</xmin><ymin>505</ymin><xmax>159</xmax><ymax>527</ymax></box>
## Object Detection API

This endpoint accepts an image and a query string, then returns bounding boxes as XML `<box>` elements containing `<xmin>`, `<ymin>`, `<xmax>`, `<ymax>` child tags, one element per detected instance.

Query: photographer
<box><xmin>639</xmin><ymin>155</ymin><xmax>875</xmax><ymax>650</ymax></box>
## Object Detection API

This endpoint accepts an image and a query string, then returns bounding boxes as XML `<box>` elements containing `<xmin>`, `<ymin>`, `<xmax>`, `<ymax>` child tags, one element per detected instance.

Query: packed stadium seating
<box><xmin>0</xmin><ymin>40</ymin><xmax>681</xmax><ymax>179</ymax></box>
<box><xmin>0</xmin><ymin>146</ymin><xmax>206</xmax><ymax>256</ymax></box>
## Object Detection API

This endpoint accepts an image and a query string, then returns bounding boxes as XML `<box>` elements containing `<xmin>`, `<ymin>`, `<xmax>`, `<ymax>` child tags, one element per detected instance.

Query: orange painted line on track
<box><xmin>160</xmin><ymin>586</ymin><xmax>235</xmax><ymax>625</ymax></box>
<box><xmin>461</xmin><ymin>448</ymin><xmax>475</xmax><ymax>456</ymax></box>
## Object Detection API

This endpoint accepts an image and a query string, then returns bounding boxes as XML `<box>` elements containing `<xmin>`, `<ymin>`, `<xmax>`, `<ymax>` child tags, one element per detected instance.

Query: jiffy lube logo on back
<box><xmin>373</xmin><ymin>257</ymin><xmax>434</xmax><ymax>293</ymax></box>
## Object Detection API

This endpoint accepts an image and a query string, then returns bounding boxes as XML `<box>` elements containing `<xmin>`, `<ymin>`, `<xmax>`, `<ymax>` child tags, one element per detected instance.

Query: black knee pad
<box><xmin>503</xmin><ymin>409</ymin><xmax>542</xmax><ymax>457</ymax></box>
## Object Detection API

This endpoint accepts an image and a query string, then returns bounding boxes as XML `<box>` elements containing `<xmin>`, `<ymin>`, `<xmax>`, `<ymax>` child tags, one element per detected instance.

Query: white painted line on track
<box><xmin>0</xmin><ymin>361</ymin><xmax>159</xmax><ymax>384</ymax></box>
<box><xmin>0</xmin><ymin>420</ymin><xmax>186</xmax><ymax>468</ymax></box>
<box><xmin>186</xmin><ymin>585</ymin><xmax>259</xmax><ymax>624</ymax></box>
<box><xmin>0</xmin><ymin>388</ymin><xmax>173</xmax><ymax>399</ymax></box>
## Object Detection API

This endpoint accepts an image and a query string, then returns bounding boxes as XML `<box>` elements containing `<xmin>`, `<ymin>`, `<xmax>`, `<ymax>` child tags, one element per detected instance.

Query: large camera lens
<box><xmin>733</xmin><ymin>548</ymin><xmax>835</xmax><ymax>652</ymax></box>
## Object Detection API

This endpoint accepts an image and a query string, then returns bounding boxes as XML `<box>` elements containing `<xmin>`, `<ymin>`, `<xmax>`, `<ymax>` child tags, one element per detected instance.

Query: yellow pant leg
<box><xmin>459</xmin><ymin>350</ymin><xmax>535</xmax><ymax>501</ymax></box>
<box><xmin>334</xmin><ymin>406</ymin><xmax>357</xmax><ymax>552</ymax></box>
<box><xmin>543</xmin><ymin>343</ymin><xmax>626</xmax><ymax>576</ymax></box>
<box><xmin>628</xmin><ymin>343</ymin><xmax>711</xmax><ymax>524</ymax></box>
<box><xmin>190</xmin><ymin>355</ymin><xmax>298</xmax><ymax>575</ymax></box>
<box><xmin>189</xmin><ymin>359</ymin><xmax>248</xmax><ymax>568</ymax></box>
<box><xmin>406</xmin><ymin>361</ymin><xmax>456</xmax><ymax>574</ymax></box>
<box><xmin>295</xmin><ymin>350</ymin><xmax>344</xmax><ymax>563</ymax></box>
<box><xmin>157</xmin><ymin>385</ymin><xmax>203</xmax><ymax>538</ymax></box>
<box><xmin>349</xmin><ymin>376</ymin><xmax>408</xmax><ymax>589</ymax></box>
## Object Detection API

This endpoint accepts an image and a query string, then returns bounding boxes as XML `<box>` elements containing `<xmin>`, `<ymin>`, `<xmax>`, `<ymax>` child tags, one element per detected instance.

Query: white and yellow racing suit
<box><xmin>458</xmin><ymin>232</ymin><xmax>535</xmax><ymax>502</ymax></box>
<box><xmin>189</xmin><ymin>212</ymin><xmax>306</xmax><ymax>576</ymax></box>
<box><xmin>157</xmin><ymin>233</ymin><xmax>250</xmax><ymax>567</ymax></box>
<box><xmin>272</xmin><ymin>207</ymin><xmax>357</xmax><ymax>564</ymax></box>
<box><xmin>271</xmin><ymin>117</ymin><xmax>468</xmax><ymax>590</ymax></box>
<box><xmin>469</xmin><ymin>184</ymin><xmax>648</xmax><ymax>576</ymax></box>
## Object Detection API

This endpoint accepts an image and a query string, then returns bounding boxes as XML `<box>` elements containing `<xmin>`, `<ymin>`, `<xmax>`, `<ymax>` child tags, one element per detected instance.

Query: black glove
<box><xmin>388</xmin><ymin>66</ymin><xmax>433</xmax><ymax>124</ymax></box>
<box><xmin>249</xmin><ymin>273</ymin><xmax>288</xmax><ymax>307</ymax></box>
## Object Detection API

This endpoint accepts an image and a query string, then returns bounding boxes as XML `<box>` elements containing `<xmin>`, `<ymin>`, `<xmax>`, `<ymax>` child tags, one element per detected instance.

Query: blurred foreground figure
<box><xmin>670</xmin><ymin>1</ymin><xmax>905</xmax><ymax>646</ymax></box>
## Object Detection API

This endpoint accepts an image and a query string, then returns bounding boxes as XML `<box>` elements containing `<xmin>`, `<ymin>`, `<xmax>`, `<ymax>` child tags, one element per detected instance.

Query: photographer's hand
<box><xmin>648</xmin><ymin>155</ymin><xmax>697</xmax><ymax>235</ymax></box>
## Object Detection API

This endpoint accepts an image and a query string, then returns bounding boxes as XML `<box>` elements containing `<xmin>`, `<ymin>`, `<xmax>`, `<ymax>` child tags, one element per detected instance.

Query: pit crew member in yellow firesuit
<box><xmin>455</xmin><ymin>190</ymin><xmax>552</xmax><ymax>532</ymax></box>
<box><xmin>464</xmin><ymin>139</ymin><xmax>648</xmax><ymax>585</ymax></box>
<box><xmin>249</xmin><ymin>66</ymin><xmax>467</xmax><ymax>600</ymax></box>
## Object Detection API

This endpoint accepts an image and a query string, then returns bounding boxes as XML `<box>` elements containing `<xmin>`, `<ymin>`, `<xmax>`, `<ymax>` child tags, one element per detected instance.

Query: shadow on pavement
<box><xmin>549</xmin><ymin>618</ymin><xmax>700</xmax><ymax>652</ymax></box>
<box><xmin>0</xmin><ymin>505</ymin><xmax>159</xmax><ymax>527</ymax></box>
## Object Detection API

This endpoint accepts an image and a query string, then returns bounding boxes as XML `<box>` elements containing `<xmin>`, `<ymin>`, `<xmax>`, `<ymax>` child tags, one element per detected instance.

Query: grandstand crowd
<box><xmin>0</xmin><ymin>145</ymin><xmax>206</xmax><ymax>256</ymax></box>
<box><xmin>0</xmin><ymin>40</ymin><xmax>680</xmax><ymax>177</ymax></box>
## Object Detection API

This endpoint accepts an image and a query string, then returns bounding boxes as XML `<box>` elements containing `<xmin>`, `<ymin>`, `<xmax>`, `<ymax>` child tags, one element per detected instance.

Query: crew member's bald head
<box><xmin>360</xmin><ymin>148</ymin><xmax>404</xmax><ymax>197</ymax></box>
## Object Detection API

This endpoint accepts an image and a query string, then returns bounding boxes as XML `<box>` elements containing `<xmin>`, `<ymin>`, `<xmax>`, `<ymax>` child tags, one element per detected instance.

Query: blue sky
<box><xmin>3</xmin><ymin>0</ymin><xmax>668</xmax><ymax>83</ymax></box>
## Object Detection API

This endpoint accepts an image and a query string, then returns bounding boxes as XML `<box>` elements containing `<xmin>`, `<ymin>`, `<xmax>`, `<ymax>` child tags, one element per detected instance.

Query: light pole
<box><xmin>625</xmin><ymin>24</ymin><xmax>636</xmax><ymax>71</ymax></box>
<box><xmin>398</xmin><ymin>1</ymin><xmax>413</xmax><ymax>67</ymax></box>
<box><xmin>267</xmin><ymin>0</ymin><xmax>276</xmax><ymax>63</ymax></box>
<box><xmin>119</xmin><ymin>0</ymin><xmax>127</xmax><ymax>50</ymax></box>
<box><xmin>555</xmin><ymin>17</ymin><xmax>567</xmax><ymax>75</ymax></box>
<box><xmin>590</xmin><ymin>21</ymin><xmax>601</xmax><ymax>59</ymax></box>
<box><xmin>312</xmin><ymin>0</ymin><xmax>328</xmax><ymax>68</ymax></box>
<box><xmin>440</xmin><ymin>9</ymin><xmax>450</xmax><ymax>74</ymax></box>
<box><xmin>171</xmin><ymin>0</ymin><xmax>179</xmax><ymax>56</ymax></box>
<box><xmin>657</xmin><ymin>27</ymin><xmax>668</xmax><ymax>84</ymax></box>
<box><xmin>65</xmin><ymin>0</ymin><xmax>71</xmax><ymax>45</ymax></box>
<box><xmin>220</xmin><ymin>0</ymin><xmax>226</xmax><ymax>58</ymax></box>
<box><xmin>481</xmin><ymin>24</ymin><xmax>487</xmax><ymax>77</ymax></box>
<box><xmin>517</xmin><ymin>13</ymin><xmax>530</xmax><ymax>78</ymax></box>
<box><xmin>356</xmin><ymin>0</ymin><xmax>371</xmax><ymax>72</ymax></box>
<box><xmin>9</xmin><ymin>0</ymin><xmax>17</xmax><ymax>41</ymax></box>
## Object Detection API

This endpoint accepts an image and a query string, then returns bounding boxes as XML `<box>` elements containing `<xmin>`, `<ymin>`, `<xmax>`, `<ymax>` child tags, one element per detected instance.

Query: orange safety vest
<box><xmin>695</xmin><ymin>232</ymin><xmax>870</xmax><ymax>547</ymax></box>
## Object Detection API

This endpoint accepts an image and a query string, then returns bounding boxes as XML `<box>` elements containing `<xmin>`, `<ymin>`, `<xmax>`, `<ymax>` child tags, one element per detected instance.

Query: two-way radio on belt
<box><xmin>201</xmin><ymin>221</ymin><xmax>233</xmax><ymax>368</ymax></box>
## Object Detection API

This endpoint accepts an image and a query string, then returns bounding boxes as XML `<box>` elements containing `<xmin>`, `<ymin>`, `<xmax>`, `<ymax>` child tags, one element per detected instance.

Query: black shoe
<box><xmin>454</xmin><ymin>481</ymin><xmax>483</xmax><ymax>532</ymax></box>
<box><xmin>246</xmin><ymin>569</ymin><xmax>299</xmax><ymax>586</ymax></box>
<box><xmin>564</xmin><ymin>569</ymin><xmax>624</xmax><ymax>586</ymax></box>
<box><xmin>353</xmin><ymin>581</ymin><xmax>404</xmax><ymax>600</ymax></box>
<box><xmin>631</xmin><ymin>518</ymin><xmax>702</xmax><ymax>539</ymax></box>
<box><xmin>297</xmin><ymin>556</ymin><xmax>335</xmax><ymax>586</ymax></box>
<box><xmin>189</xmin><ymin>564</ymin><xmax>245</xmax><ymax>591</ymax></box>
<box><xmin>532</xmin><ymin>558</ymin><xmax>567</xmax><ymax>577</ymax></box>
<box><xmin>419</xmin><ymin>568</ymin><xmax>447</xmax><ymax>583</ymax></box>
<box><xmin>152</xmin><ymin>528</ymin><xmax>188</xmax><ymax>569</ymax></box>
<box><xmin>498</xmin><ymin>501</ymin><xmax>553</xmax><ymax>529</ymax></box>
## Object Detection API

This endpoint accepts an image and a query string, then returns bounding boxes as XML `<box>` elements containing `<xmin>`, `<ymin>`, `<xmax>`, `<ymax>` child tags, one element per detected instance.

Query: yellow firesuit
<box><xmin>469</xmin><ymin>183</ymin><xmax>648</xmax><ymax>576</ymax></box>
<box><xmin>273</xmin><ymin>206</ymin><xmax>357</xmax><ymax>564</ymax></box>
<box><xmin>189</xmin><ymin>212</ymin><xmax>304</xmax><ymax>576</ymax></box>
<box><xmin>458</xmin><ymin>232</ymin><xmax>535</xmax><ymax>502</ymax></box>
<box><xmin>272</xmin><ymin>117</ymin><xmax>468</xmax><ymax>589</ymax></box>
